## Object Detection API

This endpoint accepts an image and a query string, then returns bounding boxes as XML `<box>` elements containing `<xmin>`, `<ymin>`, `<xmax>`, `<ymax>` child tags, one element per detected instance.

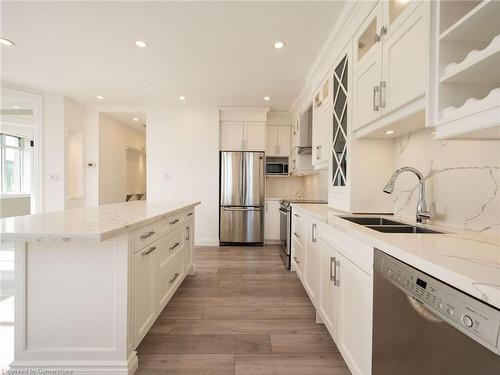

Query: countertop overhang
<box><xmin>292</xmin><ymin>203</ymin><xmax>500</xmax><ymax>310</ymax></box>
<box><xmin>0</xmin><ymin>200</ymin><xmax>201</xmax><ymax>243</ymax></box>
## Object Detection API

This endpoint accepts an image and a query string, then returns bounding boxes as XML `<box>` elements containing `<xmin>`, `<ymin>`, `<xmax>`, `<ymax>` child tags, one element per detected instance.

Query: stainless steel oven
<box><xmin>373</xmin><ymin>249</ymin><xmax>500</xmax><ymax>374</ymax></box>
<box><xmin>279</xmin><ymin>203</ymin><xmax>290</xmax><ymax>269</ymax></box>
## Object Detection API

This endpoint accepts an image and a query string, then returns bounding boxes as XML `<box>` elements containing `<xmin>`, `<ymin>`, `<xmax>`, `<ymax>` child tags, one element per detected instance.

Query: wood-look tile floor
<box><xmin>137</xmin><ymin>245</ymin><xmax>351</xmax><ymax>375</ymax></box>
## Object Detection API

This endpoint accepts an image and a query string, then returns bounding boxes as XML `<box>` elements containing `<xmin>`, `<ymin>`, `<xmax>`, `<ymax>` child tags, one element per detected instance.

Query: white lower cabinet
<box><xmin>295</xmin><ymin>208</ymin><xmax>373</xmax><ymax>375</ymax></box>
<box><xmin>133</xmin><ymin>243</ymin><xmax>158</xmax><ymax>347</ymax></box>
<box><xmin>304</xmin><ymin>220</ymin><xmax>321</xmax><ymax>306</ymax></box>
<box><xmin>133</xmin><ymin>208</ymin><xmax>195</xmax><ymax>349</ymax></box>
<box><xmin>264</xmin><ymin>199</ymin><xmax>280</xmax><ymax>241</ymax></box>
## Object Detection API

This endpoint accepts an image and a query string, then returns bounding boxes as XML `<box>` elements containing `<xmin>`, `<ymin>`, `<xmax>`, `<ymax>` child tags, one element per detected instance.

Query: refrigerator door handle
<box><xmin>222</xmin><ymin>207</ymin><xmax>261</xmax><ymax>212</ymax></box>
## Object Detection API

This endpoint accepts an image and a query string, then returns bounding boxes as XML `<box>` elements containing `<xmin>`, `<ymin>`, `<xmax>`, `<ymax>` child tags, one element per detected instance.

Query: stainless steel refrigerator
<box><xmin>219</xmin><ymin>151</ymin><xmax>265</xmax><ymax>245</ymax></box>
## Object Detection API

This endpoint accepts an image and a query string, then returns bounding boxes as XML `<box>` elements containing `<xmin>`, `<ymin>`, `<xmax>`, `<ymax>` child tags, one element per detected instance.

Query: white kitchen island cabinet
<box><xmin>0</xmin><ymin>200</ymin><xmax>200</xmax><ymax>375</ymax></box>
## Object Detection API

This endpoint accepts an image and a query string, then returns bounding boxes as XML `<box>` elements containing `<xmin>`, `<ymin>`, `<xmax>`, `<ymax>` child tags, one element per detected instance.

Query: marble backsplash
<box><xmin>266</xmin><ymin>170</ymin><xmax>328</xmax><ymax>200</ymax></box>
<box><xmin>393</xmin><ymin>128</ymin><xmax>500</xmax><ymax>236</ymax></box>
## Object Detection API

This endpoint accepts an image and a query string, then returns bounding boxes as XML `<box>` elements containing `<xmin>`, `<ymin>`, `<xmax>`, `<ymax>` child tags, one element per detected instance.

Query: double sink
<box><xmin>340</xmin><ymin>216</ymin><xmax>444</xmax><ymax>234</ymax></box>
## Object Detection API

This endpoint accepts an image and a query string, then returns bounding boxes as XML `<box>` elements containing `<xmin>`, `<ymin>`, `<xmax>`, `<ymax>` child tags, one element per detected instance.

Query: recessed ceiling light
<box><xmin>385</xmin><ymin>130</ymin><xmax>395</xmax><ymax>135</ymax></box>
<box><xmin>179</xmin><ymin>96</ymin><xmax>186</xmax><ymax>101</ymax></box>
<box><xmin>96</xmin><ymin>95</ymin><xmax>104</xmax><ymax>100</ymax></box>
<box><xmin>13</xmin><ymin>105</ymin><xmax>19</xmax><ymax>109</ymax></box>
<box><xmin>432</xmin><ymin>131</ymin><xmax>437</xmax><ymax>135</ymax></box>
<box><xmin>0</xmin><ymin>37</ymin><xmax>15</xmax><ymax>47</ymax></box>
<box><xmin>264</xmin><ymin>96</ymin><xmax>271</xmax><ymax>101</ymax></box>
<box><xmin>132</xmin><ymin>117</ymin><xmax>139</xmax><ymax>122</ymax></box>
<box><xmin>135</xmin><ymin>40</ymin><xmax>147</xmax><ymax>48</ymax></box>
<box><xmin>273</xmin><ymin>41</ymin><xmax>285</xmax><ymax>49</ymax></box>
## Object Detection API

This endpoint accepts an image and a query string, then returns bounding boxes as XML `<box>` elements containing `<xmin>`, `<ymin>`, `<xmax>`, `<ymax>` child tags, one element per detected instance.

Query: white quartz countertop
<box><xmin>0</xmin><ymin>200</ymin><xmax>200</xmax><ymax>243</ymax></box>
<box><xmin>292</xmin><ymin>203</ymin><xmax>500</xmax><ymax>310</ymax></box>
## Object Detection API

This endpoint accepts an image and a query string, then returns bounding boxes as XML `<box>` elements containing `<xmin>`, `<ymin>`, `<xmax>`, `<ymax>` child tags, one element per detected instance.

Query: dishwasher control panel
<box><xmin>378</xmin><ymin>250</ymin><xmax>500</xmax><ymax>355</ymax></box>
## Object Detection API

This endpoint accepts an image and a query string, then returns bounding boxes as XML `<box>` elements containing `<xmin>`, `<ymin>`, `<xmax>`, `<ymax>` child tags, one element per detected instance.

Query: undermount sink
<box><xmin>365</xmin><ymin>225</ymin><xmax>444</xmax><ymax>234</ymax></box>
<box><xmin>339</xmin><ymin>216</ymin><xmax>445</xmax><ymax>234</ymax></box>
<box><xmin>340</xmin><ymin>216</ymin><xmax>404</xmax><ymax>226</ymax></box>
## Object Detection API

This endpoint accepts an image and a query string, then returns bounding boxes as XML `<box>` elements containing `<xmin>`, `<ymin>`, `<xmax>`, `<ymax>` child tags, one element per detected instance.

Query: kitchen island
<box><xmin>0</xmin><ymin>200</ymin><xmax>200</xmax><ymax>375</ymax></box>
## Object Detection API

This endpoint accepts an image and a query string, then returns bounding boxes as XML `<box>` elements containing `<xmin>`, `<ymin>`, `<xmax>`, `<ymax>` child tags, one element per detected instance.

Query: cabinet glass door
<box><xmin>332</xmin><ymin>55</ymin><xmax>348</xmax><ymax>187</ymax></box>
<box><xmin>353</xmin><ymin>2</ymin><xmax>382</xmax><ymax>68</ymax></box>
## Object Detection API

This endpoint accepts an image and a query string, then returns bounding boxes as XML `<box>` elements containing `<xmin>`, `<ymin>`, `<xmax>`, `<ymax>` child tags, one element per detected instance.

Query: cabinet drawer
<box><xmin>291</xmin><ymin>214</ymin><xmax>305</xmax><ymax>247</ymax></box>
<box><xmin>291</xmin><ymin>237</ymin><xmax>305</xmax><ymax>278</ymax></box>
<box><xmin>134</xmin><ymin>222</ymin><xmax>158</xmax><ymax>252</ymax></box>
<box><xmin>158</xmin><ymin>211</ymin><xmax>185</xmax><ymax>238</ymax></box>
<box><xmin>158</xmin><ymin>226</ymin><xmax>185</xmax><ymax>271</ymax></box>
<box><xmin>158</xmin><ymin>249</ymin><xmax>184</xmax><ymax>310</ymax></box>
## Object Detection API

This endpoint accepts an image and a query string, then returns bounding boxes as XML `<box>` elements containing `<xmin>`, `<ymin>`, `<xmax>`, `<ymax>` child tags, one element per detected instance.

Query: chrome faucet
<box><xmin>383</xmin><ymin>167</ymin><xmax>431</xmax><ymax>224</ymax></box>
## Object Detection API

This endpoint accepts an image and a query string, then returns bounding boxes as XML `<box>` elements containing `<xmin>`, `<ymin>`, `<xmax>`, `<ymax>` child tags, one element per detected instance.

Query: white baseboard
<box><xmin>195</xmin><ymin>237</ymin><xmax>219</xmax><ymax>246</ymax></box>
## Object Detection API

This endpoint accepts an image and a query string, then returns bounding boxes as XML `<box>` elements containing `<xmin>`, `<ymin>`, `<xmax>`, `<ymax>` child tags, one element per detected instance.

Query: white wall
<box><xmin>98</xmin><ymin>114</ymin><xmax>145</xmax><ymax>205</ymax></box>
<box><xmin>147</xmin><ymin>106</ymin><xmax>219</xmax><ymax>245</ymax></box>
<box><xmin>126</xmin><ymin>148</ymin><xmax>146</xmax><ymax>195</ymax></box>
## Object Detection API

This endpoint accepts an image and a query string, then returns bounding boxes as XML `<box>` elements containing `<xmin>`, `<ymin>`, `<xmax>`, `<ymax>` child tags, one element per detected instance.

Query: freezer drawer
<box><xmin>220</xmin><ymin>207</ymin><xmax>264</xmax><ymax>244</ymax></box>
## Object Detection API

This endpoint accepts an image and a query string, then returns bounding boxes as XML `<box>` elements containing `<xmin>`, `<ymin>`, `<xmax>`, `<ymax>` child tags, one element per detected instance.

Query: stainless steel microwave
<box><xmin>266</xmin><ymin>161</ymin><xmax>288</xmax><ymax>175</ymax></box>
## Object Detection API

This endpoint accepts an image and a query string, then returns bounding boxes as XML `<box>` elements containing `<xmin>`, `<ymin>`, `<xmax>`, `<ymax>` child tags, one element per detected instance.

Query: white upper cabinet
<box><xmin>220</xmin><ymin>121</ymin><xmax>266</xmax><ymax>151</ymax></box>
<box><xmin>244</xmin><ymin>122</ymin><xmax>266</xmax><ymax>151</ymax></box>
<box><xmin>220</xmin><ymin>121</ymin><xmax>245</xmax><ymax>150</ymax></box>
<box><xmin>266</xmin><ymin>125</ymin><xmax>291</xmax><ymax>157</ymax></box>
<box><xmin>431</xmin><ymin>0</ymin><xmax>500</xmax><ymax>139</ymax></box>
<box><xmin>352</xmin><ymin>0</ymin><xmax>429</xmax><ymax>138</ymax></box>
<box><xmin>312</xmin><ymin>76</ymin><xmax>332</xmax><ymax>170</ymax></box>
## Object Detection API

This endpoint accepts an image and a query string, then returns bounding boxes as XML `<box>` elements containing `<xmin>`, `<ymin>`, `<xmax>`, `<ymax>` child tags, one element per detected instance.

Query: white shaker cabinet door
<box><xmin>352</xmin><ymin>50</ymin><xmax>382</xmax><ymax>131</ymax></box>
<box><xmin>134</xmin><ymin>243</ymin><xmax>158</xmax><ymax>347</ymax></box>
<box><xmin>338</xmin><ymin>255</ymin><xmax>373</xmax><ymax>375</ymax></box>
<box><xmin>221</xmin><ymin>121</ymin><xmax>244</xmax><ymax>151</ymax></box>
<box><xmin>266</xmin><ymin>126</ymin><xmax>278</xmax><ymax>156</ymax></box>
<box><xmin>264</xmin><ymin>200</ymin><xmax>280</xmax><ymax>240</ymax></box>
<box><xmin>381</xmin><ymin>3</ymin><xmax>427</xmax><ymax>115</ymax></box>
<box><xmin>318</xmin><ymin>239</ymin><xmax>341</xmax><ymax>341</ymax></box>
<box><xmin>244</xmin><ymin>122</ymin><xmax>266</xmax><ymax>151</ymax></box>
<box><xmin>304</xmin><ymin>221</ymin><xmax>321</xmax><ymax>306</ymax></box>
<box><xmin>277</xmin><ymin>126</ymin><xmax>291</xmax><ymax>157</ymax></box>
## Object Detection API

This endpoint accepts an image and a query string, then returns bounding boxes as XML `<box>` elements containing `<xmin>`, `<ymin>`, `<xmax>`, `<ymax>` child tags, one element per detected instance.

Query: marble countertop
<box><xmin>0</xmin><ymin>200</ymin><xmax>200</xmax><ymax>243</ymax></box>
<box><xmin>292</xmin><ymin>203</ymin><xmax>500</xmax><ymax>309</ymax></box>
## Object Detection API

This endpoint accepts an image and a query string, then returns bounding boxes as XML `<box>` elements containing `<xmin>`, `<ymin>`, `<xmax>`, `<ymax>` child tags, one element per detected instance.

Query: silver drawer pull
<box><xmin>169</xmin><ymin>242</ymin><xmax>180</xmax><ymax>251</ymax></box>
<box><xmin>293</xmin><ymin>232</ymin><xmax>300</xmax><ymax>238</ymax></box>
<box><xmin>140</xmin><ymin>230</ymin><xmax>155</xmax><ymax>240</ymax></box>
<box><xmin>142</xmin><ymin>246</ymin><xmax>156</xmax><ymax>256</ymax></box>
<box><xmin>293</xmin><ymin>256</ymin><xmax>300</xmax><ymax>264</ymax></box>
<box><xmin>294</xmin><ymin>213</ymin><xmax>300</xmax><ymax>218</ymax></box>
<box><xmin>169</xmin><ymin>219</ymin><xmax>180</xmax><ymax>225</ymax></box>
<box><xmin>187</xmin><ymin>212</ymin><xmax>194</xmax><ymax>217</ymax></box>
<box><xmin>186</xmin><ymin>226</ymin><xmax>190</xmax><ymax>241</ymax></box>
<box><xmin>169</xmin><ymin>272</ymin><xmax>180</xmax><ymax>284</ymax></box>
<box><xmin>330</xmin><ymin>257</ymin><xmax>340</xmax><ymax>286</ymax></box>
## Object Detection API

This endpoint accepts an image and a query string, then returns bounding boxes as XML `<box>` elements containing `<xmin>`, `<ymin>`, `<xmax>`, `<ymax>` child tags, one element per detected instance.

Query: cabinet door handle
<box><xmin>316</xmin><ymin>146</ymin><xmax>320</xmax><ymax>160</ymax></box>
<box><xmin>294</xmin><ymin>213</ymin><xmax>300</xmax><ymax>218</ymax></box>
<box><xmin>330</xmin><ymin>257</ymin><xmax>340</xmax><ymax>286</ymax></box>
<box><xmin>142</xmin><ymin>246</ymin><xmax>156</xmax><ymax>256</ymax></box>
<box><xmin>330</xmin><ymin>257</ymin><xmax>335</xmax><ymax>281</ymax></box>
<box><xmin>293</xmin><ymin>256</ymin><xmax>300</xmax><ymax>264</ymax></box>
<box><xmin>187</xmin><ymin>212</ymin><xmax>194</xmax><ymax>217</ymax></box>
<box><xmin>293</xmin><ymin>232</ymin><xmax>300</xmax><ymax>238</ymax></box>
<box><xmin>373</xmin><ymin>86</ymin><xmax>380</xmax><ymax>111</ymax></box>
<box><xmin>169</xmin><ymin>219</ymin><xmax>180</xmax><ymax>225</ymax></box>
<box><xmin>169</xmin><ymin>272</ymin><xmax>180</xmax><ymax>284</ymax></box>
<box><xmin>380</xmin><ymin>25</ymin><xmax>387</xmax><ymax>36</ymax></box>
<box><xmin>380</xmin><ymin>81</ymin><xmax>386</xmax><ymax>108</ymax></box>
<box><xmin>186</xmin><ymin>226</ymin><xmax>190</xmax><ymax>241</ymax></box>
<box><xmin>312</xmin><ymin>223</ymin><xmax>317</xmax><ymax>243</ymax></box>
<box><xmin>140</xmin><ymin>230</ymin><xmax>155</xmax><ymax>240</ymax></box>
<box><xmin>169</xmin><ymin>242</ymin><xmax>180</xmax><ymax>251</ymax></box>
<box><xmin>374</xmin><ymin>33</ymin><xmax>381</xmax><ymax>43</ymax></box>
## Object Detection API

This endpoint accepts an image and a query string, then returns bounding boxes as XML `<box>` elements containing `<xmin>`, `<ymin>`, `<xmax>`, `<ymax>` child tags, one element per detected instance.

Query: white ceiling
<box><xmin>0</xmin><ymin>1</ymin><xmax>344</xmax><ymax>111</ymax></box>
<box><xmin>104</xmin><ymin>112</ymin><xmax>147</xmax><ymax>134</ymax></box>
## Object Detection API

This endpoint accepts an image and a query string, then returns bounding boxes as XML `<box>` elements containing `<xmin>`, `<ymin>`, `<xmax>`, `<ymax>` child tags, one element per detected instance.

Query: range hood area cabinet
<box><xmin>312</xmin><ymin>76</ymin><xmax>333</xmax><ymax>170</ymax></box>
<box><xmin>351</xmin><ymin>0</ymin><xmax>430</xmax><ymax>139</ymax></box>
<box><xmin>428</xmin><ymin>0</ymin><xmax>500</xmax><ymax>140</ymax></box>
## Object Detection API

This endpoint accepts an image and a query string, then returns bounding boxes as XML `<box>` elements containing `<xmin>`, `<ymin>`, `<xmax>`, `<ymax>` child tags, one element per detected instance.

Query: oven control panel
<box><xmin>378</xmin><ymin>251</ymin><xmax>500</xmax><ymax>355</ymax></box>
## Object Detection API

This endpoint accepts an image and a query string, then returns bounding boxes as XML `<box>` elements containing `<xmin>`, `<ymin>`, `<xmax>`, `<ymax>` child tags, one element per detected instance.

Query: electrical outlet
<box><xmin>163</xmin><ymin>172</ymin><xmax>172</xmax><ymax>181</ymax></box>
<box><xmin>49</xmin><ymin>174</ymin><xmax>60</xmax><ymax>182</ymax></box>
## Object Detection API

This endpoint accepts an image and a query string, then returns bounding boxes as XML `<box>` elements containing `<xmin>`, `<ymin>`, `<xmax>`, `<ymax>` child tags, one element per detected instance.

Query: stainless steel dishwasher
<box><xmin>373</xmin><ymin>249</ymin><xmax>500</xmax><ymax>374</ymax></box>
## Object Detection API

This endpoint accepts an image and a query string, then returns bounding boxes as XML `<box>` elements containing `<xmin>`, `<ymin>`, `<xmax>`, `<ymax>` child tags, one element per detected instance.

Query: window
<box><xmin>0</xmin><ymin>133</ymin><xmax>33</xmax><ymax>194</ymax></box>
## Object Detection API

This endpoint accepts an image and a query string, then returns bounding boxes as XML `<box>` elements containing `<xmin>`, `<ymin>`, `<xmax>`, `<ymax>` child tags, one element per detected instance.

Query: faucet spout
<box><xmin>383</xmin><ymin>167</ymin><xmax>431</xmax><ymax>224</ymax></box>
